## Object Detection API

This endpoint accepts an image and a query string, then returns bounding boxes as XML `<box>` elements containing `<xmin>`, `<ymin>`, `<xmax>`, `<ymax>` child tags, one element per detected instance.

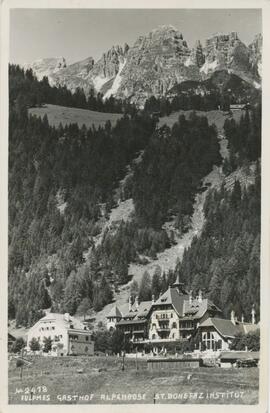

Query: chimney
<box><xmin>128</xmin><ymin>296</ymin><xmax>132</xmax><ymax>312</ymax></box>
<box><xmin>231</xmin><ymin>310</ymin><xmax>235</xmax><ymax>325</ymax></box>
<box><xmin>251</xmin><ymin>305</ymin><xmax>256</xmax><ymax>325</ymax></box>
<box><xmin>188</xmin><ymin>290</ymin><xmax>193</xmax><ymax>304</ymax></box>
<box><xmin>64</xmin><ymin>313</ymin><xmax>70</xmax><ymax>322</ymax></box>
<box><xmin>135</xmin><ymin>296</ymin><xmax>139</xmax><ymax>310</ymax></box>
<box><xmin>152</xmin><ymin>294</ymin><xmax>155</xmax><ymax>305</ymax></box>
<box><xmin>198</xmin><ymin>290</ymin><xmax>202</xmax><ymax>303</ymax></box>
<box><xmin>241</xmin><ymin>314</ymin><xmax>244</xmax><ymax>323</ymax></box>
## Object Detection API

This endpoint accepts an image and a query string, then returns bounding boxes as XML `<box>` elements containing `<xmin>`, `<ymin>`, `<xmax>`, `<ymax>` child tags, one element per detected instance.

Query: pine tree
<box><xmin>138</xmin><ymin>271</ymin><xmax>152</xmax><ymax>302</ymax></box>
<box><xmin>77</xmin><ymin>297</ymin><xmax>92</xmax><ymax>320</ymax></box>
<box><xmin>63</xmin><ymin>271</ymin><xmax>82</xmax><ymax>315</ymax></box>
<box><xmin>29</xmin><ymin>337</ymin><xmax>40</xmax><ymax>352</ymax></box>
<box><xmin>151</xmin><ymin>267</ymin><xmax>162</xmax><ymax>300</ymax></box>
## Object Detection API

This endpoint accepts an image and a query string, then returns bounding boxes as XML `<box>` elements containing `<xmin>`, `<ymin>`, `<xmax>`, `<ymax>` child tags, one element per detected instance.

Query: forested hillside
<box><xmin>172</xmin><ymin>104</ymin><xmax>261</xmax><ymax>319</ymax></box>
<box><xmin>8</xmin><ymin>66</ymin><xmax>154</xmax><ymax>325</ymax></box>
<box><xmin>8</xmin><ymin>65</ymin><xmax>261</xmax><ymax>327</ymax></box>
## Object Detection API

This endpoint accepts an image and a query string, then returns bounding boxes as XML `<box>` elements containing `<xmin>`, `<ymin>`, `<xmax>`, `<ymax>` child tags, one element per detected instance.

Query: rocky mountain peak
<box><xmin>90</xmin><ymin>44</ymin><xmax>128</xmax><ymax>89</ymax></box>
<box><xmin>23</xmin><ymin>57</ymin><xmax>68</xmax><ymax>81</ymax></box>
<box><xmin>199</xmin><ymin>31</ymin><xmax>253</xmax><ymax>81</ymax></box>
<box><xmin>23</xmin><ymin>26</ymin><xmax>262</xmax><ymax>105</ymax></box>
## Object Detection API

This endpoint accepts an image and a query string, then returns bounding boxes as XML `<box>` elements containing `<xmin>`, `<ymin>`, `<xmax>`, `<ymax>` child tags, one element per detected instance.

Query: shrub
<box><xmin>10</xmin><ymin>337</ymin><xmax>26</xmax><ymax>353</ymax></box>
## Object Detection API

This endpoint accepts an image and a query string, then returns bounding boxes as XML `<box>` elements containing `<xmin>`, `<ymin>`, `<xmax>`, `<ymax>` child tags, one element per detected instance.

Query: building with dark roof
<box><xmin>107</xmin><ymin>275</ymin><xmax>222</xmax><ymax>349</ymax></box>
<box><xmin>196</xmin><ymin>313</ymin><xmax>259</xmax><ymax>351</ymax></box>
<box><xmin>147</xmin><ymin>276</ymin><xmax>221</xmax><ymax>345</ymax></box>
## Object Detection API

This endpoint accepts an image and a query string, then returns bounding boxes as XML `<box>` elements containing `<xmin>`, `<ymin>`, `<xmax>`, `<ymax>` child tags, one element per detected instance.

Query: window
<box><xmin>172</xmin><ymin>322</ymin><xmax>177</xmax><ymax>329</ymax></box>
<box><xmin>85</xmin><ymin>336</ymin><xmax>89</xmax><ymax>341</ymax></box>
<box><xmin>152</xmin><ymin>334</ymin><xmax>156</xmax><ymax>339</ymax></box>
<box><xmin>52</xmin><ymin>326</ymin><xmax>55</xmax><ymax>330</ymax></box>
<box><xmin>85</xmin><ymin>346</ymin><xmax>88</xmax><ymax>353</ymax></box>
<box><xmin>202</xmin><ymin>331</ymin><xmax>215</xmax><ymax>350</ymax></box>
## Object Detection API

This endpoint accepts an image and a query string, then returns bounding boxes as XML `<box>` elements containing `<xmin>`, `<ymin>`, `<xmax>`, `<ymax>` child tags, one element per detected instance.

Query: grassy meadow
<box><xmin>159</xmin><ymin>109</ymin><xmax>242</xmax><ymax>131</ymax></box>
<box><xmin>9</xmin><ymin>356</ymin><xmax>259</xmax><ymax>405</ymax></box>
<box><xmin>29</xmin><ymin>104</ymin><xmax>122</xmax><ymax>129</ymax></box>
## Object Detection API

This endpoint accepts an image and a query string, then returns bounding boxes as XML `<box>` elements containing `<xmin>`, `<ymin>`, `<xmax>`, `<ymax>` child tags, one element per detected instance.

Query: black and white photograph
<box><xmin>0</xmin><ymin>1</ymin><xmax>269</xmax><ymax>410</ymax></box>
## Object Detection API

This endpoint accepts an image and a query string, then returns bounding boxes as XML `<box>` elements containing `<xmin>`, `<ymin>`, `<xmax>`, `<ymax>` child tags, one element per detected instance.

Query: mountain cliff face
<box><xmin>90</xmin><ymin>44</ymin><xmax>129</xmax><ymax>97</ymax></box>
<box><xmin>249</xmin><ymin>33</ymin><xmax>262</xmax><ymax>79</ymax></box>
<box><xmin>115</xmin><ymin>25</ymin><xmax>200</xmax><ymax>104</ymax></box>
<box><xmin>24</xmin><ymin>26</ymin><xmax>262</xmax><ymax>105</ymax></box>
<box><xmin>50</xmin><ymin>57</ymin><xmax>95</xmax><ymax>94</ymax></box>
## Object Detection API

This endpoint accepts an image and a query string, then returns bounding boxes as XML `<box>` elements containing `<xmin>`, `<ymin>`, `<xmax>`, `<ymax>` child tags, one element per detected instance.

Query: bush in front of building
<box><xmin>43</xmin><ymin>336</ymin><xmax>52</xmax><ymax>353</ymax></box>
<box><xmin>230</xmin><ymin>329</ymin><xmax>260</xmax><ymax>351</ymax></box>
<box><xmin>10</xmin><ymin>337</ymin><xmax>26</xmax><ymax>353</ymax></box>
<box><xmin>29</xmin><ymin>337</ymin><xmax>41</xmax><ymax>352</ymax></box>
<box><xmin>93</xmin><ymin>329</ymin><xmax>130</xmax><ymax>355</ymax></box>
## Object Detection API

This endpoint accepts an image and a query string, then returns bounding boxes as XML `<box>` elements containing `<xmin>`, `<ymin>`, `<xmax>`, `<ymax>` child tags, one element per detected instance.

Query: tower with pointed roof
<box><xmin>172</xmin><ymin>274</ymin><xmax>187</xmax><ymax>294</ymax></box>
<box><xmin>106</xmin><ymin>305</ymin><xmax>122</xmax><ymax>331</ymax></box>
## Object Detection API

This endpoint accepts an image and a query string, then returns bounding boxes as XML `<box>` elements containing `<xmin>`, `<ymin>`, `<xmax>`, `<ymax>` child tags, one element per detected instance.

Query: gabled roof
<box><xmin>118</xmin><ymin>303</ymin><xmax>134</xmax><ymax>318</ymax></box>
<box><xmin>106</xmin><ymin>306</ymin><xmax>122</xmax><ymax>318</ymax></box>
<box><xmin>8</xmin><ymin>333</ymin><xmax>16</xmax><ymax>342</ymax></box>
<box><xmin>237</xmin><ymin>323</ymin><xmax>259</xmax><ymax>335</ymax></box>
<box><xmin>199</xmin><ymin>317</ymin><xmax>240</xmax><ymax>338</ymax></box>
<box><xmin>199</xmin><ymin>317</ymin><xmax>260</xmax><ymax>339</ymax></box>
<box><xmin>184</xmin><ymin>299</ymin><xmax>222</xmax><ymax>319</ymax></box>
<box><xmin>122</xmin><ymin>310</ymin><xmax>137</xmax><ymax>319</ymax></box>
<box><xmin>29</xmin><ymin>313</ymin><xmax>85</xmax><ymax>331</ymax></box>
<box><xmin>153</xmin><ymin>286</ymin><xmax>188</xmax><ymax>316</ymax></box>
<box><xmin>134</xmin><ymin>301</ymin><xmax>152</xmax><ymax>319</ymax></box>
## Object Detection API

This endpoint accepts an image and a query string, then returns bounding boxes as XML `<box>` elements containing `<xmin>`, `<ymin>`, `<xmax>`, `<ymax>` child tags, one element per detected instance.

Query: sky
<box><xmin>10</xmin><ymin>9</ymin><xmax>262</xmax><ymax>65</ymax></box>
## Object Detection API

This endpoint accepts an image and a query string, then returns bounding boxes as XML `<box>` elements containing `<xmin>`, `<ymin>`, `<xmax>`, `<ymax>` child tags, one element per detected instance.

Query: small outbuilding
<box><xmin>219</xmin><ymin>351</ymin><xmax>259</xmax><ymax>368</ymax></box>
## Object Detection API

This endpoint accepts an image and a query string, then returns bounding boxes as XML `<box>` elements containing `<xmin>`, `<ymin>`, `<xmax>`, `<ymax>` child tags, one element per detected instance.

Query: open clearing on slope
<box><xmin>9</xmin><ymin>356</ymin><xmax>259</xmax><ymax>405</ymax></box>
<box><xmin>159</xmin><ymin>109</ymin><xmax>242</xmax><ymax>132</ymax></box>
<box><xmin>29</xmin><ymin>104</ymin><xmax>122</xmax><ymax>129</ymax></box>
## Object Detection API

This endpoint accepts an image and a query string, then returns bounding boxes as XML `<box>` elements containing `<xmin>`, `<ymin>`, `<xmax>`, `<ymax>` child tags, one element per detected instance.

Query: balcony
<box><xmin>157</xmin><ymin>327</ymin><xmax>170</xmax><ymax>332</ymax></box>
<box><xmin>179</xmin><ymin>326</ymin><xmax>194</xmax><ymax>330</ymax></box>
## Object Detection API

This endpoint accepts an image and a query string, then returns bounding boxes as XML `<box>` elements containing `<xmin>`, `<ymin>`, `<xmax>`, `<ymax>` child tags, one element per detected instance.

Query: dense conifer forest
<box><xmin>172</xmin><ymin>104</ymin><xmax>261</xmax><ymax>319</ymax></box>
<box><xmin>8</xmin><ymin>65</ymin><xmax>261</xmax><ymax>326</ymax></box>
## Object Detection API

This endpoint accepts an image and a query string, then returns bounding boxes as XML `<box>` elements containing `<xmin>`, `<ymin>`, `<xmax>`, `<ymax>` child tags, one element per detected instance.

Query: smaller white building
<box><xmin>27</xmin><ymin>313</ymin><xmax>94</xmax><ymax>356</ymax></box>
